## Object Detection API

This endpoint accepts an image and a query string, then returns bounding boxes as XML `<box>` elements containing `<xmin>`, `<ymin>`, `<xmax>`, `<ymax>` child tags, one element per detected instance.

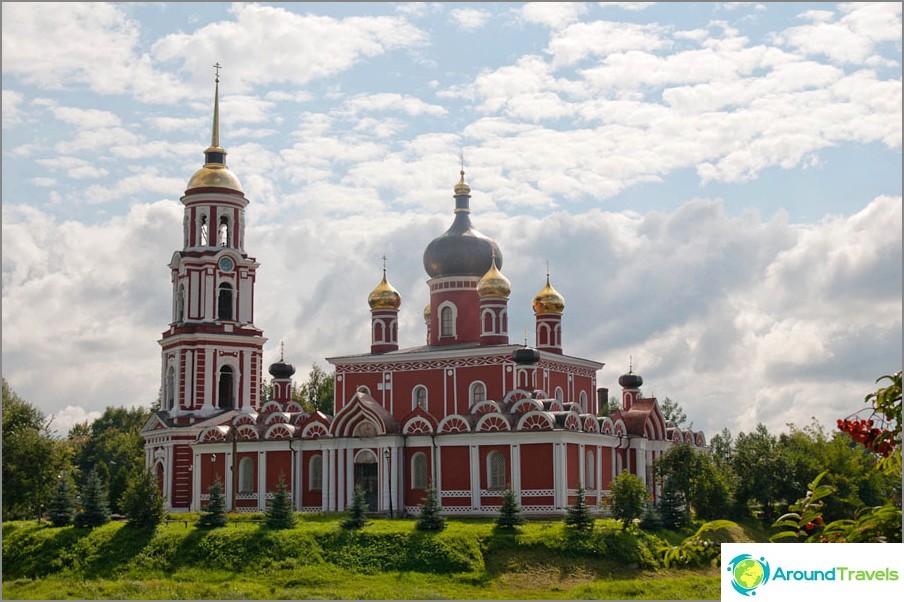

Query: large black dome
<box><xmin>618</xmin><ymin>372</ymin><xmax>643</xmax><ymax>389</ymax></box>
<box><xmin>423</xmin><ymin>213</ymin><xmax>502</xmax><ymax>278</ymax></box>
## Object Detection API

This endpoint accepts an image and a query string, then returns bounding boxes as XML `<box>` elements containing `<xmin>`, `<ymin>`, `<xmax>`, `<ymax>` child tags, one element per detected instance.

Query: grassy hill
<box><xmin>2</xmin><ymin>515</ymin><xmax>755</xmax><ymax>599</ymax></box>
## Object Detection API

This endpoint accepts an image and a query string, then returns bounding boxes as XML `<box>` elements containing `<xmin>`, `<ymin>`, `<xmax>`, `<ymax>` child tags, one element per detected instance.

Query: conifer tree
<box><xmin>121</xmin><ymin>467</ymin><xmax>165</xmax><ymax>528</ymax></box>
<box><xmin>266</xmin><ymin>474</ymin><xmax>296</xmax><ymax>530</ymax></box>
<box><xmin>496</xmin><ymin>487</ymin><xmax>524</xmax><ymax>529</ymax></box>
<box><xmin>415</xmin><ymin>481</ymin><xmax>445</xmax><ymax>532</ymax></box>
<box><xmin>47</xmin><ymin>474</ymin><xmax>77</xmax><ymax>527</ymax></box>
<box><xmin>657</xmin><ymin>477</ymin><xmax>689</xmax><ymax>530</ymax></box>
<box><xmin>74</xmin><ymin>469</ymin><xmax>111</xmax><ymax>528</ymax></box>
<box><xmin>198</xmin><ymin>478</ymin><xmax>227</xmax><ymax>528</ymax></box>
<box><xmin>564</xmin><ymin>482</ymin><xmax>594</xmax><ymax>532</ymax></box>
<box><xmin>342</xmin><ymin>483</ymin><xmax>369</xmax><ymax>529</ymax></box>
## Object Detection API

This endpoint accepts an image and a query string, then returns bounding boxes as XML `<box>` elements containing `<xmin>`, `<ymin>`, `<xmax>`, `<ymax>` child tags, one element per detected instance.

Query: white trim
<box><xmin>437</xmin><ymin>301</ymin><xmax>458</xmax><ymax>338</ymax></box>
<box><xmin>469</xmin><ymin>380</ymin><xmax>487</xmax><ymax>404</ymax></box>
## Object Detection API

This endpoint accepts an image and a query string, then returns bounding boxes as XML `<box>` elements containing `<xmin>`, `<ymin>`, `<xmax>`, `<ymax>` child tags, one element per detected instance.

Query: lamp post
<box><xmin>383</xmin><ymin>448</ymin><xmax>393</xmax><ymax>519</ymax></box>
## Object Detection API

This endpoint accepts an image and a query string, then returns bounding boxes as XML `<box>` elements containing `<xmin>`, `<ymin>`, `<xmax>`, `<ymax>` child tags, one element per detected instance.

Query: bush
<box><xmin>610</xmin><ymin>472</ymin><xmax>647</xmax><ymax>529</ymax></box>
<box><xmin>342</xmin><ymin>483</ymin><xmax>368</xmax><ymax>529</ymax></box>
<box><xmin>496</xmin><ymin>488</ymin><xmax>524</xmax><ymax>529</ymax></box>
<box><xmin>415</xmin><ymin>482</ymin><xmax>445</xmax><ymax>532</ymax></box>
<box><xmin>74</xmin><ymin>469</ymin><xmax>110</xmax><ymax>528</ymax></box>
<box><xmin>565</xmin><ymin>483</ymin><xmax>594</xmax><ymax>532</ymax></box>
<box><xmin>266</xmin><ymin>474</ymin><xmax>295</xmax><ymax>530</ymax></box>
<box><xmin>121</xmin><ymin>468</ymin><xmax>164</xmax><ymax>528</ymax></box>
<box><xmin>198</xmin><ymin>479</ymin><xmax>227</xmax><ymax>529</ymax></box>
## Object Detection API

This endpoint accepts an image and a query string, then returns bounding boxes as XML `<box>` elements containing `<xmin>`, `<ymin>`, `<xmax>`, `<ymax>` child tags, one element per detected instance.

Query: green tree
<box><xmin>198</xmin><ymin>479</ymin><xmax>227</xmax><ymax>528</ymax></box>
<box><xmin>74</xmin><ymin>469</ymin><xmax>111</xmax><ymax>528</ymax></box>
<box><xmin>564</xmin><ymin>483</ymin><xmax>594</xmax><ymax>531</ymax></box>
<box><xmin>660</xmin><ymin>397</ymin><xmax>689</xmax><ymax>428</ymax></box>
<box><xmin>415</xmin><ymin>481</ymin><xmax>445</xmax><ymax>532</ymax></box>
<box><xmin>342</xmin><ymin>483</ymin><xmax>369</xmax><ymax>529</ymax></box>
<box><xmin>729</xmin><ymin>423</ymin><xmax>791</xmax><ymax>521</ymax></box>
<box><xmin>293</xmin><ymin>363</ymin><xmax>335</xmax><ymax>415</ymax></box>
<box><xmin>657</xmin><ymin>477</ymin><xmax>689</xmax><ymax>530</ymax></box>
<box><xmin>69</xmin><ymin>406</ymin><xmax>151</xmax><ymax>514</ymax></box>
<box><xmin>2</xmin><ymin>378</ymin><xmax>67</xmax><ymax>520</ymax></box>
<box><xmin>120</xmin><ymin>467</ymin><xmax>164</xmax><ymax>528</ymax></box>
<box><xmin>689</xmin><ymin>458</ymin><xmax>732</xmax><ymax>520</ymax></box>
<box><xmin>47</xmin><ymin>474</ymin><xmax>77</xmax><ymax>527</ymax></box>
<box><xmin>611</xmin><ymin>472</ymin><xmax>647</xmax><ymax>529</ymax></box>
<box><xmin>266</xmin><ymin>474</ymin><xmax>296</xmax><ymax>530</ymax></box>
<box><xmin>496</xmin><ymin>488</ymin><xmax>524</xmax><ymax>529</ymax></box>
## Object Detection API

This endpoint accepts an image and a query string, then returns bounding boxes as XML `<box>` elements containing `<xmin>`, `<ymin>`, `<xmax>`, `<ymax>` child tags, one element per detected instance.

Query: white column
<box><xmin>192</xmin><ymin>453</ymin><xmax>201</xmax><ymax>511</ymax></box>
<box><xmin>224</xmin><ymin>451</ymin><xmax>233</xmax><ymax>509</ymax></box>
<box><xmin>202</xmin><ymin>348</ymin><xmax>214</xmax><ymax>412</ymax></box>
<box><xmin>346</xmin><ymin>450</ymin><xmax>354</xmax><ymax>508</ymax></box>
<box><xmin>578</xmin><ymin>444</ymin><xmax>585</xmax><ymax>490</ymax></box>
<box><xmin>634</xmin><ymin>443</ymin><xmax>646</xmax><ymax>485</ymax></box>
<box><xmin>469</xmin><ymin>445</ymin><xmax>480</xmax><ymax>510</ymax></box>
<box><xmin>165</xmin><ymin>446</ymin><xmax>174</xmax><ymax>508</ymax></box>
<box><xmin>336</xmin><ymin>448</ymin><xmax>345</xmax><ymax>512</ymax></box>
<box><xmin>381</xmin><ymin>447</ymin><xmax>390</xmax><ymax>512</ymax></box>
<box><xmin>434</xmin><ymin>445</ymin><xmax>442</xmax><ymax>493</ymax></box>
<box><xmin>597</xmin><ymin>445</ymin><xmax>603</xmax><ymax>494</ymax></box>
<box><xmin>321</xmin><ymin>450</ymin><xmax>331</xmax><ymax>512</ymax></box>
<box><xmin>390</xmin><ymin>445</ymin><xmax>399</xmax><ymax>513</ymax></box>
<box><xmin>257</xmin><ymin>451</ymin><xmax>267</xmax><ymax>510</ymax></box>
<box><xmin>328</xmin><ymin>449</ymin><xmax>337</xmax><ymax>511</ymax></box>
<box><xmin>241</xmin><ymin>349</ymin><xmax>251</xmax><ymax>411</ymax></box>
<box><xmin>510</xmin><ymin>444</ymin><xmax>521</xmax><ymax>503</ymax></box>
<box><xmin>552</xmin><ymin>443</ymin><xmax>561</xmax><ymax>509</ymax></box>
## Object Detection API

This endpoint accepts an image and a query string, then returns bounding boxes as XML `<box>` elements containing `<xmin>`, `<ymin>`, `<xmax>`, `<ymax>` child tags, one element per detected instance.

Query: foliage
<box><xmin>496</xmin><ymin>488</ymin><xmax>524</xmax><ymax>529</ymax></box>
<box><xmin>415</xmin><ymin>481</ymin><xmax>445</xmax><ymax>532</ymax></box>
<box><xmin>2</xmin><ymin>377</ymin><xmax>67</xmax><ymax>520</ymax></box>
<box><xmin>657</xmin><ymin>478</ymin><xmax>689</xmax><ymax>530</ymax></box>
<box><xmin>610</xmin><ymin>472</ymin><xmax>647</xmax><ymax>528</ymax></box>
<box><xmin>74</xmin><ymin>469</ymin><xmax>111</xmax><ymax>528</ymax></box>
<box><xmin>293</xmin><ymin>363</ymin><xmax>335</xmax><ymax>415</ymax></box>
<box><xmin>660</xmin><ymin>520</ymin><xmax>739</xmax><ymax>568</ymax></box>
<box><xmin>265</xmin><ymin>474</ymin><xmax>296</xmax><ymax>530</ymax></box>
<box><xmin>564</xmin><ymin>483</ymin><xmax>594</xmax><ymax>531</ymax></box>
<box><xmin>342</xmin><ymin>483</ymin><xmax>369</xmax><ymax>529</ymax></box>
<box><xmin>660</xmin><ymin>397</ymin><xmax>689</xmax><ymax>428</ymax></box>
<box><xmin>121</xmin><ymin>467</ymin><xmax>165</xmax><ymax>528</ymax></box>
<box><xmin>47</xmin><ymin>474</ymin><xmax>77</xmax><ymax>527</ymax></box>
<box><xmin>198</xmin><ymin>479</ymin><xmax>227</xmax><ymax>529</ymax></box>
<box><xmin>69</xmin><ymin>406</ymin><xmax>151</xmax><ymax>514</ymax></box>
<box><xmin>689</xmin><ymin>459</ymin><xmax>732</xmax><ymax>519</ymax></box>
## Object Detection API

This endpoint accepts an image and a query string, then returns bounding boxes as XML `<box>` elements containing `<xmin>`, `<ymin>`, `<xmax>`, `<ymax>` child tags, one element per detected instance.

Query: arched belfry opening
<box><xmin>218</xmin><ymin>365</ymin><xmax>235</xmax><ymax>409</ymax></box>
<box><xmin>218</xmin><ymin>283</ymin><xmax>233</xmax><ymax>321</ymax></box>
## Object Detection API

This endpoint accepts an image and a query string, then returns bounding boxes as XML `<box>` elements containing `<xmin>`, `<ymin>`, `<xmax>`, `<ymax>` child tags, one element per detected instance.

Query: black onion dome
<box><xmin>423</xmin><ymin>214</ymin><xmax>502</xmax><ymax>278</ymax></box>
<box><xmin>618</xmin><ymin>372</ymin><xmax>643</xmax><ymax>389</ymax></box>
<box><xmin>512</xmin><ymin>347</ymin><xmax>541</xmax><ymax>366</ymax></box>
<box><xmin>269</xmin><ymin>359</ymin><xmax>296</xmax><ymax>380</ymax></box>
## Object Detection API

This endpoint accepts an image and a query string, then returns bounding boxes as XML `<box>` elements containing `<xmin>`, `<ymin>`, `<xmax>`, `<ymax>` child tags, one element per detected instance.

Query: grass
<box><xmin>1</xmin><ymin>516</ymin><xmax>745</xmax><ymax>599</ymax></box>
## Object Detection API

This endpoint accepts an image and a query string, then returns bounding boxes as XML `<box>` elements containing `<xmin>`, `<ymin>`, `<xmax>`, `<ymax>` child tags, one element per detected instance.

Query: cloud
<box><xmin>50</xmin><ymin>405</ymin><xmax>103</xmax><ymax>437</ymax></box>
<box><xmin>547</xmin><ymin>20</ymin><xmax>669</xmax><ymax>66</ymax></box>
<box><xmin>519</xmin><ymin>2</ymin><xmax>589</xmax><ymax>30</ymax></box>
<box><xmin>450</xmin><ymin>8</ymin><xmax>491</xmax><ymax>31</ymax></box>
<box><xmin>2</xmin><ymin>90</ymin><xmax>24</xmax><ymax>126</ymax></box>
<box><xmin>152</xmin><ymin>4</ymin><xmax>427</xmax><ymax>91</ymax></box>
<box><xmin>338</xmin><ymin>93</ymin><xmax>447</xmax><ymax>118</ymax></box>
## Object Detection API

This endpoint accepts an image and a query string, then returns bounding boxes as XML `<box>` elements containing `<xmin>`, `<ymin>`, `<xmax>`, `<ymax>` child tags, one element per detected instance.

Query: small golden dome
<box><xmin>186</xmin><ymin>160</ymin><xmax>244</xmax><ymax>193</ymax></box>
<box><xmin>423</xmin><ymin>301</ymin><xmax>431</xmax><ymax>322</ymax></box>
<box><xmin>368</xmin><ymin>269</ymin><xmax>401</xmax><ymax>310</ymax></box>
<box><xmin>533</xmin><ymin>273</ymin><xmax>565</xmax><ymax>314</ymax></box>
<box><xmin>454</xmin><ymin>169</ymin><xmax>471</xmax><ymax>196</ymax></box>
<box><xmin>477</xmin><ymin>253</ymin><xmax>511</xmax><ymax>299</ymax></box>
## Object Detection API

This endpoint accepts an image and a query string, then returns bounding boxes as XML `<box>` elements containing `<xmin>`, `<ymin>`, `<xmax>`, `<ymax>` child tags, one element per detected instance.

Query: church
<box><xmin>141</xmin><ymin>76</ymin><xmax>707</xmax><ymax>515</ymax></box>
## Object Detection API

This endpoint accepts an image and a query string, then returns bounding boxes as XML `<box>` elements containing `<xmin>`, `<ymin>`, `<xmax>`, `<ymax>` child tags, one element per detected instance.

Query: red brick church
<box><xmin>142</xmin><ymin>76</ymin><xmax>707</xmax><ymax>515</ymax></box>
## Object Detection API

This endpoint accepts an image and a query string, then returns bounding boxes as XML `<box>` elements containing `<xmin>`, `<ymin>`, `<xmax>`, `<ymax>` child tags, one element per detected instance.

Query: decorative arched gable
<box><xmin>516</xmin><ymin>410</ymin><xmax>554</xmax><ymax>431</ymax></box>
<box><xmin>582</xmin><ymin>415</ymin><xmax>599</xmax><ymax>433</ymax></box>
<box><xmin>330</xmin><ymin>392</ymin><xmax>395</xmax><ymax>438</ymax></box>
<box><xmin>695</xmin><ymin>431</ymin><xmax>707</xmax><ymax>447</ymax></box>
<box><xmin>469</xmin><ymin>400</ymin><xmax>500</xmax><ymax>415</ymax></box>
<box><xmin>285</xmin><ymin>401</ymin><xmax>303</xmax><ymax>413</ymax></box>
<box><xmin>510</xmin><ymin>398</ymin><xmax>543</xmax><ymax>414</ymax></box>
<box><xmin>302</xmin><ymin>422</ymin><xmax>329</xmax><ymax>439</ymax></box>
<box><xmin>563</xmin><ymin>413</ymin><xmax>581</xmax><ymax>432</ymax></box>
<box><xmin>613</xmin><ymin>419</ymin><xmax>627</xmax><ymax>436</ymax></box>
<box><xmin>236</xmin><ymin>424</ymin><xmax>259</xmax><ymax>440</ymax></box>
<box><xmin>600</xmin><ymin>417</ymin><xmax>614</xmax><ymax>434</ymax></box>
<box><xmin>476</xmin><ymin>412</ymin><xmax>511</xmax><ymax>432</ymax></box>
<box><xmin>198</xmin><ymin>426</ymin><xmax>230</xmax><ymax>442</ymax></box>
<box><xmin>260</xmin><ymin>400</ymin><xmax>282</xmax><ymax>414</ymax></box>
<box><xmin>438</xmin><ymin>414</ymin><xmax>471</xmax><ymax>433</ymax></box>
<box><xmin>265</xmin><ymin>423</ymin><xmax>295</xmax><ymax>440</ymax></box>
<box><xmin>232</xmin><ymin>413</ymin><xmax>257</xmax><ymax>427</ymax></box>
<box><xmin>403</xmin><ymin>416</ymin><xmax>434</xmax><ymax>435</ymax></box>
<box><xmin>501</xmin><ymin>389</ymin><xmax>533</xmax><ymax>404</ymax></box>
<box><xmin>265</xmin><ymin>412</ymin><xmax>290</xmax><ymax>425</ymax></box>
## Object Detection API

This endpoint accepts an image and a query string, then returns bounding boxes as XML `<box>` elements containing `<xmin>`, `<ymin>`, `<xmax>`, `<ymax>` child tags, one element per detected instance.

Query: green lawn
<box><xmin>1</xmin><ymin>516</ymin><xmax>735</xmax><ymax>599</ymax></box>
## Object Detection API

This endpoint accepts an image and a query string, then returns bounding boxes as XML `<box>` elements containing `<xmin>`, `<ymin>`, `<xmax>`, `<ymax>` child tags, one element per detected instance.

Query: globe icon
<box><xmin>733</xmin><ymin>558</ymin><xmax>765</xmax><ymax>589</ymax></box>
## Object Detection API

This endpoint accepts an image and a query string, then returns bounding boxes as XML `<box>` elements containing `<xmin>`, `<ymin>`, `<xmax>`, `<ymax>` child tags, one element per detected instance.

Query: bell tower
<box><xmin>159</xmin><ymin>66</ymin><xmax>266</xmax><ymax>419</ymax></box>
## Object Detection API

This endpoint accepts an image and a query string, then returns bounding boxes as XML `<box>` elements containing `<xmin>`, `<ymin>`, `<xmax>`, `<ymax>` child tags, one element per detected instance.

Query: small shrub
<box><xmin>121</xmin><ymin>467</ymin><xmax>164</xmax><ymax>528</ymax></box>
<box><xmin>198</xmin><ymin>479</ymin><xmax>227</xmax><ymax>529</ymax></box>
<box><xmin>415</xmin><ymin>482</ymin><xmax>445</xmax><ymax>532</ymax></box>
<box><xmin>496</xmin><ymin>488</ymin><xmax>524</xmax><ymax>529</ymax></box>
<box><xmin>564</xmin><ymin>483</ymin><xmax>594</xmax><ymax>532</ymax></box>
<box><xmin>610</xmin><ymin>472</ymin><xmax>647</xmax><ymax>529</ymax></box>
<box><xmin>342</xmin><ymin>483</ymin><xmax>369</xmax><ymax>529</ymax></box>
<box><xmin>74</xmin><ymin>469</ymin><xmax>110</xmax><ymax>528</ymax></box>
<box><xmin>266</xmin><ymin>474</ymin><xmax>296</xmax><ymax>530</ymax></box>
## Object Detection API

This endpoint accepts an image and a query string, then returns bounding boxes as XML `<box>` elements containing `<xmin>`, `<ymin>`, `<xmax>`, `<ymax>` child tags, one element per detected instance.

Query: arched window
<box><xmin>482</xmin><ymin>309</ymin><xmax>494</xmax><ymax>334</ymax></box>
<box><xmin>238</xmin><ymin>457</ymin><xmax>254</xmax><ymax>493</ymax></box>
<box><xmin>413</xmin><ymin>385</ymin><xmax>428</xmax><ymax>410</ymax></box>
<box><xmin>487</xmin><ymin>451</ymin><xmax>506</xmax><ymax>490</ymax></box>
<box><xmin>579</xmin><ymin>391</ymin><xmax>588</xmax><ymax>413</ymax></box>
<box><xmin>411</xmin><ymin>452</ymin><xmax>428</xmax><ymax>490</ymax></box>
<box><xmin>200</xmin><ymin>215</ymin><xmax>209</xmax><ymax>246</ymax></box>
<box><xmin>309</xmin><ymin>455</ymin><xmax>323</xmax><ymax>491</ymax></box>
<box><xmin>584</xmin><ymin>450</ymin><xmax>595</xmax><ymax>489</ymax></box>
<box><xmin>538</xmin><ymin>323</ymin><xmax>549</xmax><ymax>346</ymax></box>
<box><xmin>218</xmin><ymin>215</ymin><xmax>229</xmax><ymax>247</ymax></box>
<box><xmin>217</xmin><ymin>283</ymin><xmax>233</xmax><ymax>321</ymax></box>
<box><xmin>554</xmin><ymin>324</ymin><xmax>561</xmax><ymax>346</ymax></box>
<box><xmin>218</xmin><ymin>365</ymin><xmax>234</xmax><ymax>409</ymax></box>
<box><xmin>373</xmin><ymin>320</ymin><xmax>384</xmax><ymax>343</ymax></box>
<box><xmin>176</xmin><ymin>284</ymin><xmax>185</xmax><ymax>322</ymax></box>
<box><xmin>500</xmin><ymin>309</ymin><xmax>508</xmax><ymax>333</ymax></box>
<box><xmin>440</xmin><ymin>304</ymin><xmax>455</xmax><ymax>337</ymax></box>
<box><xmin>165</xmin><ymin>366</ymin><xmax>175</xmax><ymax>411</ymax></box>
<box><xmin>471</xmin><ymin>382</ymin><xmax>487</xmax><ymax>404</ymax></box>
<box><xmin>554</xmin><ymin>387</ymin><xmax>564</xmax><ymax>402</ymax></box>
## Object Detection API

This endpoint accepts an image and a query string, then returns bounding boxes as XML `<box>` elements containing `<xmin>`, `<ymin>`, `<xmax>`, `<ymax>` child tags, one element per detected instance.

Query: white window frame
<box><xmin>309</xmin><ymin>455</ymin><xmax>323</xmax><ymax>491</ymax></box>
<box><xmin>487</xmin><ymin>451</ymin><xmax>506</xmax><ymax>490</ymax></box>
<box><xmin>438</xmin><ymin>301</ymin><xmax>457</xmax><ymax>338</ymax></box>
<box><xmin>470</xmin><ymin>381</ymin><xmax>487</xmax><ymax>404</ymax></box>
<box><xmin>412</xmin><ymin>385</ymin><xmax>428</xmax><ymax>410</ymax></box>
<box><xmin>411</xmin><ymin>452</ymin><xmax>428</xmax><ymax>490</ymax></box>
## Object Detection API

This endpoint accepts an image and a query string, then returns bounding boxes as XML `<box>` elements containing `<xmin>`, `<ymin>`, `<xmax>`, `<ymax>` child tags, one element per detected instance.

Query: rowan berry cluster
<box><xmin>836</xmin><ymin>416</ymin><xmax>896</xmax><ymax>457</ymax></box>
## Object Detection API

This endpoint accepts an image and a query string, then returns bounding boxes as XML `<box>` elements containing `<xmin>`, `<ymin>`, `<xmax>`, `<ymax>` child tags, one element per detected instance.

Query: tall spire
<box><xmin>211</xmin><ymin>62</ymin><xmax>221</xmax><ymax>149</ymax></box>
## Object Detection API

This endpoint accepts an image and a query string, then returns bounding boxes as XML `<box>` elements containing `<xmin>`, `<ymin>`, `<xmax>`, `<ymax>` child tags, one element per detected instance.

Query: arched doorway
<box><xmin>354</xmin><ymin>449</ymin><xmax>378</xmax><ymax>511</ymax></box>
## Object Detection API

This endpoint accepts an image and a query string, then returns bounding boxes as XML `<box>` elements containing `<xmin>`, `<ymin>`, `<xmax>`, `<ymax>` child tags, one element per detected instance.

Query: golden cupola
<box><xmin>423</xmin><ymin>301</ymin><xmax>431</xmax><ymax>322</ymax></box>
<box><xmin>186</xmin><ymin>69</ymin><xmax>244</xmax><ymax>193</ymax></box>
<box><xmin>368</xmin><ymin>267</ymin><xmax>401</xmax><ymax>310</ymax></box>
<box><xmin>532</xmin><ymin>272</ymin><xmax>565</xmax><ymax>314</ymax></box>
<box><xmin>477</xmin><ymin>251</ymin><xmax>511</xmax><ymax>299</ymax></box>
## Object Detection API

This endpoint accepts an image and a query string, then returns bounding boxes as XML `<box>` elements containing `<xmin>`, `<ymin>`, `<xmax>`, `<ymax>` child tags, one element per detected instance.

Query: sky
<box><xmin>1</xmin><ymin>2</ymin><xmax>901</xmax><ymax>441</ymax></box>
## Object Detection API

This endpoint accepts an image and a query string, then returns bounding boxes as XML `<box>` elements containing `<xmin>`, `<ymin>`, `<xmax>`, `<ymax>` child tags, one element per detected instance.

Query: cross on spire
<box><xmin>279</xmin><ymin>340</ymin><xmax>285</xmax><ymax>361</ymax></box>
<box><xmin>459</xmin><ymin>150</ymin><xmax>465</xmax><ymax>174</ymax></box>
<box><xmin>213</xmin><ymin>62</ymin><xmax>222</xmax><ymax>82</ymax></box>
<box><xmin>381</xmin><ymin>254</ymin><xmax>388</xmax><ymax>274</ymax></box>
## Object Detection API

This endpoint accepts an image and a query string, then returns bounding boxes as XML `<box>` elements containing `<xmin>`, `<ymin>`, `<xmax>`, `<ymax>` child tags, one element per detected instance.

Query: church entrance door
<box><xmin>354</xmin><ymin>451</ymin><xmax>379</xmax><ymax>511</ymax></box>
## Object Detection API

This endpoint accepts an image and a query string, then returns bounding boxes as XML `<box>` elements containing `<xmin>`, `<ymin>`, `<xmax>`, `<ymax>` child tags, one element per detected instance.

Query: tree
<box><xmin>294</xmin><ymin>363</ymin><xmax>335</xmax><ymax>415</ymax></box>
<box><xmin>415</xmin><ymin>482</ymin><xmax>445</xmax><ymax>532</ymax></box>
<box><xmin>660</xmin><ymin>397</ymin><xmax>690</xmax><ymax>428</ymax></box>
<box><xmin>657</xmin><ymin>477</ymin><xmax>689</xmax><ymax>529</ymax></box>
<box><xmin>343</xmin><ymin>483</ymin><xmax>369</xmax><ymax>529</ymax></box>
<box><xmin>47</xmin><ymin>474</ymin><xmax>77</xmax><ymax>527</ymax></box>
<box><xmin>610</xmin><ymin>472</ymin><xmax>647</xmax><ymax>529</ymax></box>
<box><xmin>74</xmin><ymin>469</ymin><xmax>111</xmax><ymax>528</ymax></box>
<box><xmin>266</xmin><ymin>474</ymin><xmax>296</xmax><ymax>530</ymax></box>
<box><xmin>120</xmin><ymin>467</ymin><xmax>165</xmax><ymax>528</ymax></box>
<box><xmin>2</xmin><ymin>378</ymin><xmax>67</xmax><ymax>520</ymax></box>
<box><xmin>496</xmin><ymin>488</ymin><xmax>524</xmax><ymax>529</ymax></box>
<box><xmin>607</xmin><ymin>394</ymin><xmax>621</xmax><ymax>416</ymax></box>
<box><xmin>198</xmin><ymin>479</ymin><xmax>227</xmax><ymax>528</ymax></box>
<box><xmin>564</xmin><ymin>483</ymin><xmax>594</xmax><ymax>531</ymax></box>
